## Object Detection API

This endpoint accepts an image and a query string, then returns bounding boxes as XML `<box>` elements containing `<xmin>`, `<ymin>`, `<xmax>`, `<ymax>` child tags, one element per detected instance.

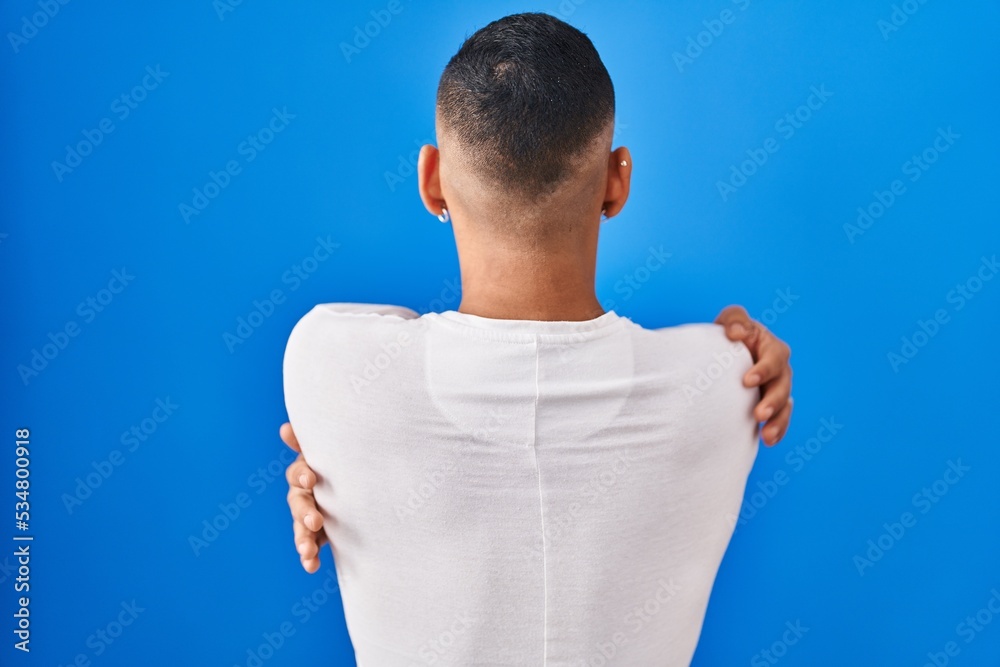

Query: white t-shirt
<box><xmin>282</xmin><ymin>303</ymin><xmax>759</xmax><ymax>667</ymax></box>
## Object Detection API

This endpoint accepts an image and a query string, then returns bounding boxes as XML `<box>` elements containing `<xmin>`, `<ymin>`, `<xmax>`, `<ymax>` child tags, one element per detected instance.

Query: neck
<box><xmin>455</xmin><ymin>241</ymin><xmax>604</xmax><ymax>322</ymax></box>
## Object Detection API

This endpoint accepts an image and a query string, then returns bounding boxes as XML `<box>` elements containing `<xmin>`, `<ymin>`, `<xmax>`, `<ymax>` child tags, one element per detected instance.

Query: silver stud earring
<box><xmin>437</xmin><ymin>207</ymin><xmax>450</xmax><ymax>223</ymax></box>
<box><xmin>620</xmin><ymin>160</ymin><xmax>627</xmax><ymax>166</ymax></box>
<box><xmin>601</xmin><ymin>207</ymin><xmax>608</xmax><ymax>221</ymax></box>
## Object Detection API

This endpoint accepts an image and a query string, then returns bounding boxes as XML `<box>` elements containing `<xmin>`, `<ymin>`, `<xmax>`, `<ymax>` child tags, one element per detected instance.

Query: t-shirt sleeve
<box><xmin>312</xmin><ymin>302</ymin><xmax>420</xmax><ymax>319</ymax></box>
<box><xmin>646</xmin><ymin>320</ymin><xmax>759</xmax><ymax>438</ymax></box>
<box><xmin>282</xmin><ymin>302</ymin><xmax>418</xmax><ymax>434</ymax></box>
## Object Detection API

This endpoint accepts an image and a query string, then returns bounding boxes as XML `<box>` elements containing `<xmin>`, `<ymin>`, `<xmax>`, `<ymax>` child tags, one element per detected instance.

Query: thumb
<box><xmin>279</xmin><ymin>422</ymin><xmax>301</xmax><ymax>453</ymax></box>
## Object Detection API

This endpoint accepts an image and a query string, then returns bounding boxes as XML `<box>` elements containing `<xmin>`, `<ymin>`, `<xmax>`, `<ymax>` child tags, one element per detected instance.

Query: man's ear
<box><xmin>417</xmin><ymin>144</ymin><xmax>446</xmax><ymax>217</ymax></box>
<box><xmin>601</xmin><ymin>146</ymin><xmax>632</xmax><ymax>219</ymax></box>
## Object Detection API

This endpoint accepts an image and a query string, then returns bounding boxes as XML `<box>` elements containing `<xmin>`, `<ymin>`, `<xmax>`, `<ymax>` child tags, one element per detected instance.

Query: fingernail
<box><xmin>304</xmin><ymin>514</ymin><xmax>315</xmax><ymax>530</ymax></box>
<box><xmin>729</xmin><ymin>323</ymin><xmax>746</xmax><ymax>336</ymax></box>
<box><xmin>299</xmin><ymin>473</ymin><xmax>309</xmax><ymax>487</ymax></box>
<box><xmin>760</xmin><ymin>406</ymin><xmax>774</xmax><ymax>420</ymax></box>
<box><xmin>747</xmin><ymin>374</ymin><xmax>761</xmax><ymax>386</ymax></box>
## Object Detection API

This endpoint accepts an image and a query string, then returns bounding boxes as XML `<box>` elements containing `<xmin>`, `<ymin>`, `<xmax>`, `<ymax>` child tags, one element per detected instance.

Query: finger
<box><xmin>280</xmin><ymin>422</ymin><xmax>301</xmax><ymax>453</ymax></box>
<box><xmin>287</xmin><ymin>487</ymin><xmax>325</xmax><ymax>532</ymax></box>
<box><xmin>743</xmin><ymin>339</ymin><xmax>791</xmax><ymax>387</ymax></box>
<box><xmin>754</xmin><ymin>370</ymin><xmax>792</xmax><ymax>422</ymax></box>
<box><xmin>293</xmin><ymin>521</ymin><xmax>322</xmax><ymax>574</ymax></box>
<box><xmin>761</xmin><ymin>398</ymin><xmax>793</xmax><ymax>446</ymax></box>
<box><xmin>302</xmin><ymin>554</ymin><xmax>321</xmax><ymax>574</ymax></box>
<box><xmin>285</xmin><ymin>455</ymin><xmax>316</xmax><ymax>490</ymax></box>
<box><xmin>714</xmin><ymin>305</ymin><xmax>752</xmax><ymax>340</ymax></box>
<box><xmin>293</xmin><ymin>520</ymin><xmax>319</xmax><ymax>559</ymax></box>
<box><xmin>714</xmin><ymin>304</ymin><xmax>749</xmax><ymax>327</ymax></box>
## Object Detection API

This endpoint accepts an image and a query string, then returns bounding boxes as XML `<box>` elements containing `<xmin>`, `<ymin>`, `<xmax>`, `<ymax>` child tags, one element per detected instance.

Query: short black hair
<box><xmin>437</xmin><ymin>12</ymin><xmax>615</xmax><ymax>198</ymax></box>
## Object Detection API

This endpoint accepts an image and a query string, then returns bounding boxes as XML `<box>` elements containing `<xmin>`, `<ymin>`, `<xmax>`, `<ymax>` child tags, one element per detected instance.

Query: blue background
<box><xmin>2</xmin><ymin>1</ymin><xmax>998</xmax><ymax>665</ymax></box>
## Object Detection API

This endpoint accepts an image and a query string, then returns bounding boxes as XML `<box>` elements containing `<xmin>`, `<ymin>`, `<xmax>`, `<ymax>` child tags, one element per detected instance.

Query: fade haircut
<box><xmin>436</xmin><ymin>12</ymin><xmax>615</xmax><ymax>200</ymax></box>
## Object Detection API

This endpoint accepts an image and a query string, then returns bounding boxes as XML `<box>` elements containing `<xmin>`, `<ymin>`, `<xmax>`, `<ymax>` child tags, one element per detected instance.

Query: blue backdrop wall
<box><xmin>2</xmin><ymin>1</ymin><xmax>998</xmax><ymax>665</ymax></box>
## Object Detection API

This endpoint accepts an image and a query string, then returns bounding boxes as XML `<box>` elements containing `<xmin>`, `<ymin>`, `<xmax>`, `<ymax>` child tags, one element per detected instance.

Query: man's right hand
<box><xmin>281</xmin><ymin>422</ymin><xmax>328</xmax><ymax>573</ymax></box>
<box><xmin>714</xmin><ymin>305</ymin><xmax>794</xmax><ymax>446</ymax></box>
